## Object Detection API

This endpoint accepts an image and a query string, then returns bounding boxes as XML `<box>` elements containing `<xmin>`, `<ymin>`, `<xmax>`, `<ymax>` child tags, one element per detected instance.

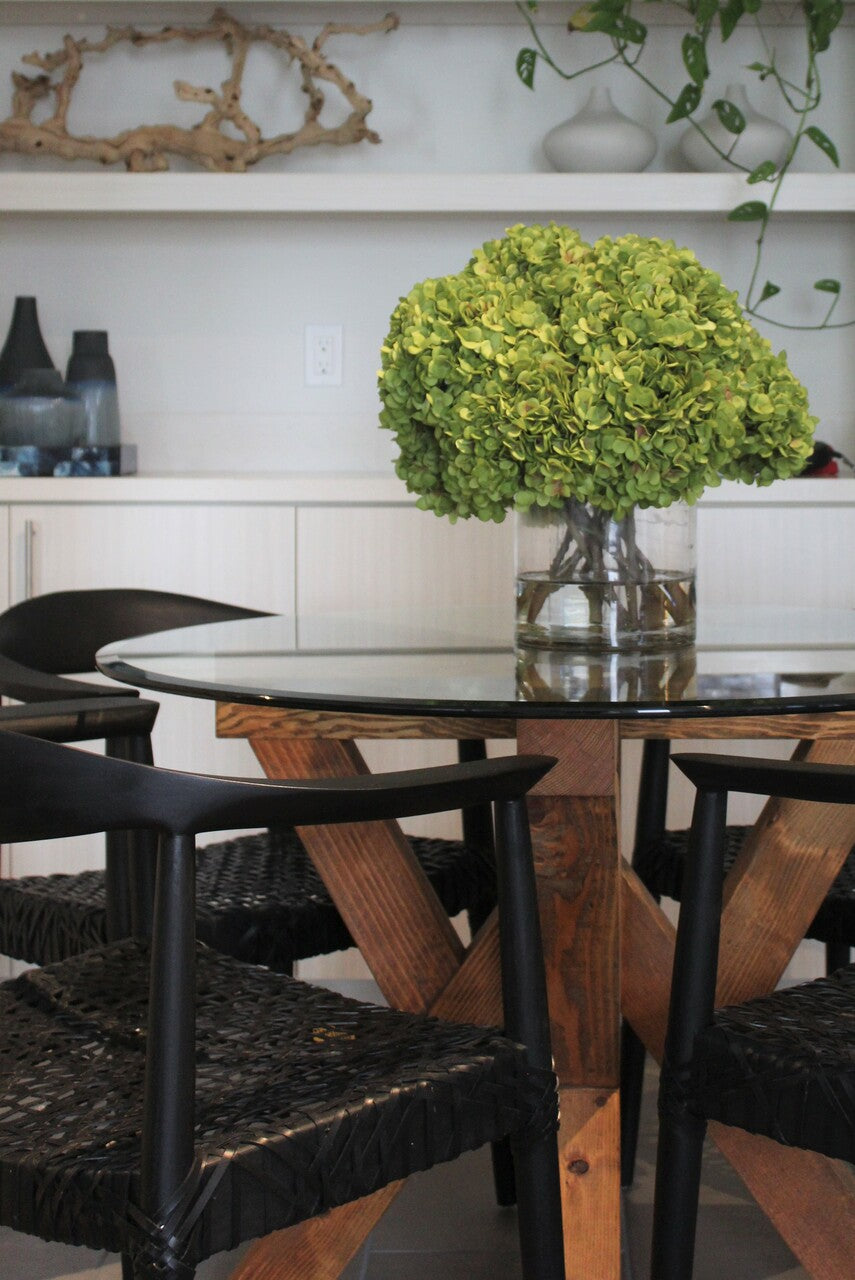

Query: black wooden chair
<box><xmin>649</xmin><ymin>752</ymin><xmax>855</xmax><ymax>1280</ymax></box>
<box><xmin>620</xmin><ymin>737</ymin><xmax>855</xmax><ymax>1186</ymax></box>
<box><xmin>0</xmin><ymin>730</ymin><xmax>564</xmax><ymax>1280</ymax></box>
<box><xmin>0</xmin><ymin>589</ymin><xmax>497</xmax><ymax>969</ymax></box>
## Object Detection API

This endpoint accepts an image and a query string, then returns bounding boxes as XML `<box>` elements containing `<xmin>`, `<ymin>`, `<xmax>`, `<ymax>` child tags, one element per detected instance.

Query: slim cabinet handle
<box><xmin>23</xmin><ymin>519</ymin><xmax>36</xmax><ymax>600</ymax></box>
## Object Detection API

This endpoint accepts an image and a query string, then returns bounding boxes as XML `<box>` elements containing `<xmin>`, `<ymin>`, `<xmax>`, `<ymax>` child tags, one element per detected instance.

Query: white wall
<box><xmin>0</xmin><ymin>3</ymin><xmax>852</xmax><ymax>472</ymax></box>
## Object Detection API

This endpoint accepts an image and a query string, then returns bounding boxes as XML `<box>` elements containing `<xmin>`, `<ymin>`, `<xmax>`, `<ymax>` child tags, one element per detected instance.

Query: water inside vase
<box><xmin>515</xmin><ymin>570</ymin><xmax>696</xmax><ymax>650</ymax></box>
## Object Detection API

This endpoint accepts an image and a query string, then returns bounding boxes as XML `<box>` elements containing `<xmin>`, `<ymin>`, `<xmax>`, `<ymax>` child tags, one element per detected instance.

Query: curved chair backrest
<box><xmin>0</xmin><ymin>588</ymin><xmax>268</xmax><ymax>676</ymax></box>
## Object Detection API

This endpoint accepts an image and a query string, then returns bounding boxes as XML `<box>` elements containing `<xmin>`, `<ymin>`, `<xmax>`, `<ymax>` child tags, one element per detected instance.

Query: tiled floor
<box><xmin>0</xmin><ymin>1059</ymin><xmax>808</xmax><ymax>1280</ymax></box>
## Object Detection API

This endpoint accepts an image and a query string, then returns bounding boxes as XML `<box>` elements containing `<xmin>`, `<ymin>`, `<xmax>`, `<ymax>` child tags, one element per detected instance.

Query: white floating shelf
<box><xmin>1</xmin><ymin>171</ymin><xmax>853</xmax><ymax>215</ymax></box>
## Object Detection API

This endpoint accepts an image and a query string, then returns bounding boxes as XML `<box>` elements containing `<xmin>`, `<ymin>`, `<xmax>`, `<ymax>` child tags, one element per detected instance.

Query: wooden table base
<box><xmin>220</xmin><ymin>706</ymin><xmax>855</xmax><ymax>1280</ymax></box>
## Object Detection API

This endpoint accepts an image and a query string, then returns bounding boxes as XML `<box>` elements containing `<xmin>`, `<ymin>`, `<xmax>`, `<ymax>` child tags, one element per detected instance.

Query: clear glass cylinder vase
<box><xmin>515</xmin><ymin>499</ymin><xmax>696</xmax><ymax>651</ymax></box>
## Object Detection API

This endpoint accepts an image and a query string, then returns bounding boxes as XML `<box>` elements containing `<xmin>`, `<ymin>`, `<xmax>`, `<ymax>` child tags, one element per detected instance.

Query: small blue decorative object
<box><xmin>0</xmin><ymin>445</ymin><xmax>137</xmax><ymax>476</ymax></box>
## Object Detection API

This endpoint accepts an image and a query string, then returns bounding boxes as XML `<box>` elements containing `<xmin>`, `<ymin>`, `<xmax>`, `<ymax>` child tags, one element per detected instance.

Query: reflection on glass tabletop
<box><xmin>96</xmin><ymin>605</ymin><xmax>855</xmax><ymax>721</ymax></box>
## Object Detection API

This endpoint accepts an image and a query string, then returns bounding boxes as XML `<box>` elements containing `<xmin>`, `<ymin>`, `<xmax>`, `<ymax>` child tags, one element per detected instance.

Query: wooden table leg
<box><xmin>518</xmin><ymin>719</ymin><xmax>622</xmax><ymax>1280</ymax></box>
<box><xmin>622</xmin><ymin>736</ymin><xmax>855</xmax><ymax>1279</ymax></box>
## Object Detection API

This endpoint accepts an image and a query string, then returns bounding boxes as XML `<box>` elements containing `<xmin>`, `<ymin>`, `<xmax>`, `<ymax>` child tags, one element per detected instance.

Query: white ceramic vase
<box><xmin>678</xmin><ymin>83</ymin><xmax>792</xmax><ymax>173</ymax></box>
<box><xmin>543</xmin><ymin>87</ymin><xmax>656</xmax><ymax>173</ymax></box>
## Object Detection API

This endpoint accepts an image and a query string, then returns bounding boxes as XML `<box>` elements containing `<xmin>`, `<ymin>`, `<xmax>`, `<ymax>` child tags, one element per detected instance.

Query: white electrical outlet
<box><xmin>305</xmin><ymin>324</ymin><xmax>343</xmax><ymax>386</ymax></box>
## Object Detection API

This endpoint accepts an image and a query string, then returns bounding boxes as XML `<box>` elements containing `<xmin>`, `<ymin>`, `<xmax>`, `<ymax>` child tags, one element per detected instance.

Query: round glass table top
<box><xmin>95</xmin><ymin>605</ymin><xmax>855</xmax><ymax>722</ymax></box>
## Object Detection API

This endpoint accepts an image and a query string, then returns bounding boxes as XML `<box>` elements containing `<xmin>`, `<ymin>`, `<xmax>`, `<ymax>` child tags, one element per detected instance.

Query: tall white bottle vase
<box><xmin>679</xmin><ymin>83</ymin><xmax>792</xmax><ymax>173</ymax></box>
<box><xmin>543</xmin><ymin>87</ymin><xmax>656</xmax><ymax>173</ymax></box>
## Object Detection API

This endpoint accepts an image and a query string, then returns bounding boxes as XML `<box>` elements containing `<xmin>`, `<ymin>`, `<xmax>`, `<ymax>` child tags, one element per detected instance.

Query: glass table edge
<box><xmin>96</xmin><ymin>655</ymin><xmax>855</xmax><ymax>723</ymax></box>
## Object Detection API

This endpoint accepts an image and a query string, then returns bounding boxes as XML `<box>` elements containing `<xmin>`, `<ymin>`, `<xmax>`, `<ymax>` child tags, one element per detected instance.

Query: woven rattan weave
<box><xmin>693</xmin><ymin>963</ymin><xmax>855</xmax><ymax>1163</ymax></box>
<box><xmin>0</xmin><ymin>829</ymin><xmax>495</xmax><ymax>967</ymax></box>
<box><xmin>0</xmin><ymin>939</ymin><xmax>557</xmax><ymax>1275</ymax></box>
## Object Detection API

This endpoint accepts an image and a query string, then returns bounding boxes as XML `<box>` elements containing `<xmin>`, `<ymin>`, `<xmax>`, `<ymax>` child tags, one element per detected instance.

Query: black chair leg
<box><xmin>121</xmin><ymin>1255</ymin><xmax>134</xmax><ymax>1280</ymax></box>
<box><xmin>650</xmin><ymin>1110</ymin><xmax>707</xmax><ymax>1280</ymax></box>
<box><xmin>139</xmin><ymin>833</ymin><xmax>197</xmax><ymax>1278</ymax></box>
<box><xmin>514</xmin><ymin>1130</ymin><xmax>566</xmax><ymax>1280</ymax></box>
<box><xmin>489</xmin><ymin>1138</ymin><xmax>517</xmax><ymax>1208</ymax></box>
<box><xmin>458</xmin><ymin>738</ymin><xmax>519</xmax><ymax>1208</ymax></box>
<box><xmin>826</xmin><ymin>940</ymin><xmax>851</xmax><ymax>972</ymax></box>
<box><xmin>620</xmin><ymin>1020</ymin><xmax>648</xmax><ymax>1187</ymax></box>
<box><xmin>494</xmin><ymin>795</ymin><xmax>564</xmax><ymax>1279</ymax></box>
<box><xmin>623</xmin><ymin>738</ymin><xmax>672</xmax><ymax>1187</ymax></box>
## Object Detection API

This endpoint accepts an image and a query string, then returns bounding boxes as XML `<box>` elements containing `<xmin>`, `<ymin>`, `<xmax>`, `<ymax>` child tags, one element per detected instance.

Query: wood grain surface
<box><xmin>217</xmin><ymin>702</ymin><xmax>514</xmax><ymax>740</ymax></box>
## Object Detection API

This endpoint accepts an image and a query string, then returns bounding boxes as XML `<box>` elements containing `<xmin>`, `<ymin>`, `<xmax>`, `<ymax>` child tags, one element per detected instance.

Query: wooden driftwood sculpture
<box><xmin>0</xmin><ymin>7</ymin><xmax>400</xmax><ymax>172</ymax></box>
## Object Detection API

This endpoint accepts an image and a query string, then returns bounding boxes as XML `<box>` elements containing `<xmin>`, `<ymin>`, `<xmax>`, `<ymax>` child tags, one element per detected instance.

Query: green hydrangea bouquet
<box><xmin>378</xmin><ymin>224</ymin><xmax>816</xmax><ymax>648</ymax></box>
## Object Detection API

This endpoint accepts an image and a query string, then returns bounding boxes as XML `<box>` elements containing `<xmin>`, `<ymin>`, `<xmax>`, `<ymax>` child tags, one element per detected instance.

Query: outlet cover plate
<box><xmin>305</xmin><ymin>324</ymin><xmax>343</xmax><ymax>386</ymax></box>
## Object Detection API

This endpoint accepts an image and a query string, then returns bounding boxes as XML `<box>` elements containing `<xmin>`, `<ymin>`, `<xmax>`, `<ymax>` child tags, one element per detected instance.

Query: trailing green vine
<box><xmin>516</xmin><ymin>0</ymin><xmax>851</xmax><ymax>331</ymax></box>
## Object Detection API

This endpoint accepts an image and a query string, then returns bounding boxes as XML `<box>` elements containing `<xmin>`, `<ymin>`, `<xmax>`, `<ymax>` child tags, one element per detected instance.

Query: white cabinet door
<box><xmin>296</xmin><ymin>504</ymin><xmax>514</xmax><ymax>614</ymax></box>
<box><xmin>2</xmin><ymin>502</ymin><xmax>296</xmax><ymax>890</ymax></box>
<box><xmin>9</xmin><ymin>502</ymin><xmax>296</xmax><ymax>613</ymax></box>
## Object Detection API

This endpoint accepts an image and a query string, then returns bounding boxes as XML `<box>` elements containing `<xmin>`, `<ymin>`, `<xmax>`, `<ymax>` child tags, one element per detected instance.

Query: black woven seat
<box><xmin>2</xmin><ymin>939</ymin><xmax>553</xmax><ymax>1269</ymax></box>
<box><xmin>649</xmin><ymin>753</ymin><xmax>855</xmax><ymax>1280</ymax></box>
<box><xmin>0</xmin><ymin>731</ymin><xmax>565</xmax><ymax>1280</ymax></box>
<box><xmin>0</xmin><ymin>829</ymin><xmax>495</xmax><ymax>967</ymax></box>
<box><xmin>694</xmin><ymin>964</ymin><xmax>855</xmax><ymax>1162</ymax></box>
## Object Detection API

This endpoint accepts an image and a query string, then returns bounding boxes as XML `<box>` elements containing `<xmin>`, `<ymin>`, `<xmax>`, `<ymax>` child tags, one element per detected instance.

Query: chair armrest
<box><xmin>0</xmin><ymin>696</ymin><xmax>159</xmax><ymax>743</ymax></box>
<box><xmin>0</xmin><ymin>735</ymin><xmax>555</xmax><ymax>844</ymax></box>
<box><xmin>672</xmin><ymin>752</ymin><xmax>855</xmax><ymax>805</ymax></box>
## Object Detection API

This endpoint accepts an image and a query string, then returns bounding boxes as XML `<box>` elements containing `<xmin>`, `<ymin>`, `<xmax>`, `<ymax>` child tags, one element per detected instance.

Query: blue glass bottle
<box><xmin>65</xmin><ymin>330</ymin><xmax>120</xmax><ymax>446</ymax></box>
<box><xmin>0</xmin><ymin>369</ymin><xmax>85</xmax><ymax>447</ymax></box>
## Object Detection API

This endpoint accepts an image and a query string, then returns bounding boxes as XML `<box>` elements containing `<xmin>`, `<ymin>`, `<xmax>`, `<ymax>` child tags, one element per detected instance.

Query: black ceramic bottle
<box><xmin>0</xmin><ymin>297</ymin><xmax>56</xmax><ymax>393</ymax></box>
<box><xmin>65</xmin><ymin>330</ymin><xmax>120</xmax><ymax>446</ymax></box>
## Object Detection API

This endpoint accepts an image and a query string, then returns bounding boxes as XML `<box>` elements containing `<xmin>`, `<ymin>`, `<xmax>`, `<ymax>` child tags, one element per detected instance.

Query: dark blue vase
<box><xmin>0</xmin><ymin>368</ymin><xmax>85</xmax><ymax>447</ymax></box>
<box><xmin>65</xmin><ymin>330</ymin><xmax>120</xmax><ymax>446</ymax></box>
<box><xmin>0</xmin><ymin>297</ymin><xmax>56</xmax><ymax>393</ymax></box>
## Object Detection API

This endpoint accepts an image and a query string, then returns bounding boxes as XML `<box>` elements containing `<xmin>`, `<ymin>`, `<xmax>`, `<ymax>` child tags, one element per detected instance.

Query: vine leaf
<box><xmin>814</xmin><ymin>278</ymin><xmax>841</xmax><ymax>294</ymax></box>
<box><xmin>667</xmin><ymin>83</ymin><xmax>702</xmax><ymax>123</ymax></box>
<box><xmin>719</xmin><ymin>0</ymin><xmax>746</xmax><ymax>40</ymax></box>
<box><xmin>728</xmin><ymin>200</ymin><xmax>768</xmax><ymax>221</ymax></box>
<box><xmin>805</xmin><ymin>125</ymin><xmax>840</xmax><ymax>167</ymax></box>
<box><xmin>759</xmin><ymin>281</ymin><xmax>781</xmax><ymax>303</ymax></box>
<box><xmin>747</xmin><ymin>160</ymin><xmax>777</xmax><ymax>183</ymax></box>
<box><xmin>713</xmin><ymin>98</ymin><xmax>746</xmax><ymax>134</ymax></box>
<box><xmin>696</xmin><ymin>0</ymin><xmax>719</xmax><ymax>24</ymax></box>
<box><xmin>516</xmin><ymin>48</ymin><xmax>537</xmax><ymax>89</ymax></box>
<box><xmin>806</xmin><ymin>0</ymin><xmax>844</xmax><ymax>52</ymax></box>
<box><xmin>581</xmin><ymin>10</ymin><xmax>646</xmax><ymax>41</ymax></box>
<box><xmin>616</xmin><ymin>15</ymin><xmax>648</xmax><ymax>42</ymax></box>
<box><xmin>682</xmin><ymin>34</ymin><xmax>708</xmax><ymax>86</ymax></box>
